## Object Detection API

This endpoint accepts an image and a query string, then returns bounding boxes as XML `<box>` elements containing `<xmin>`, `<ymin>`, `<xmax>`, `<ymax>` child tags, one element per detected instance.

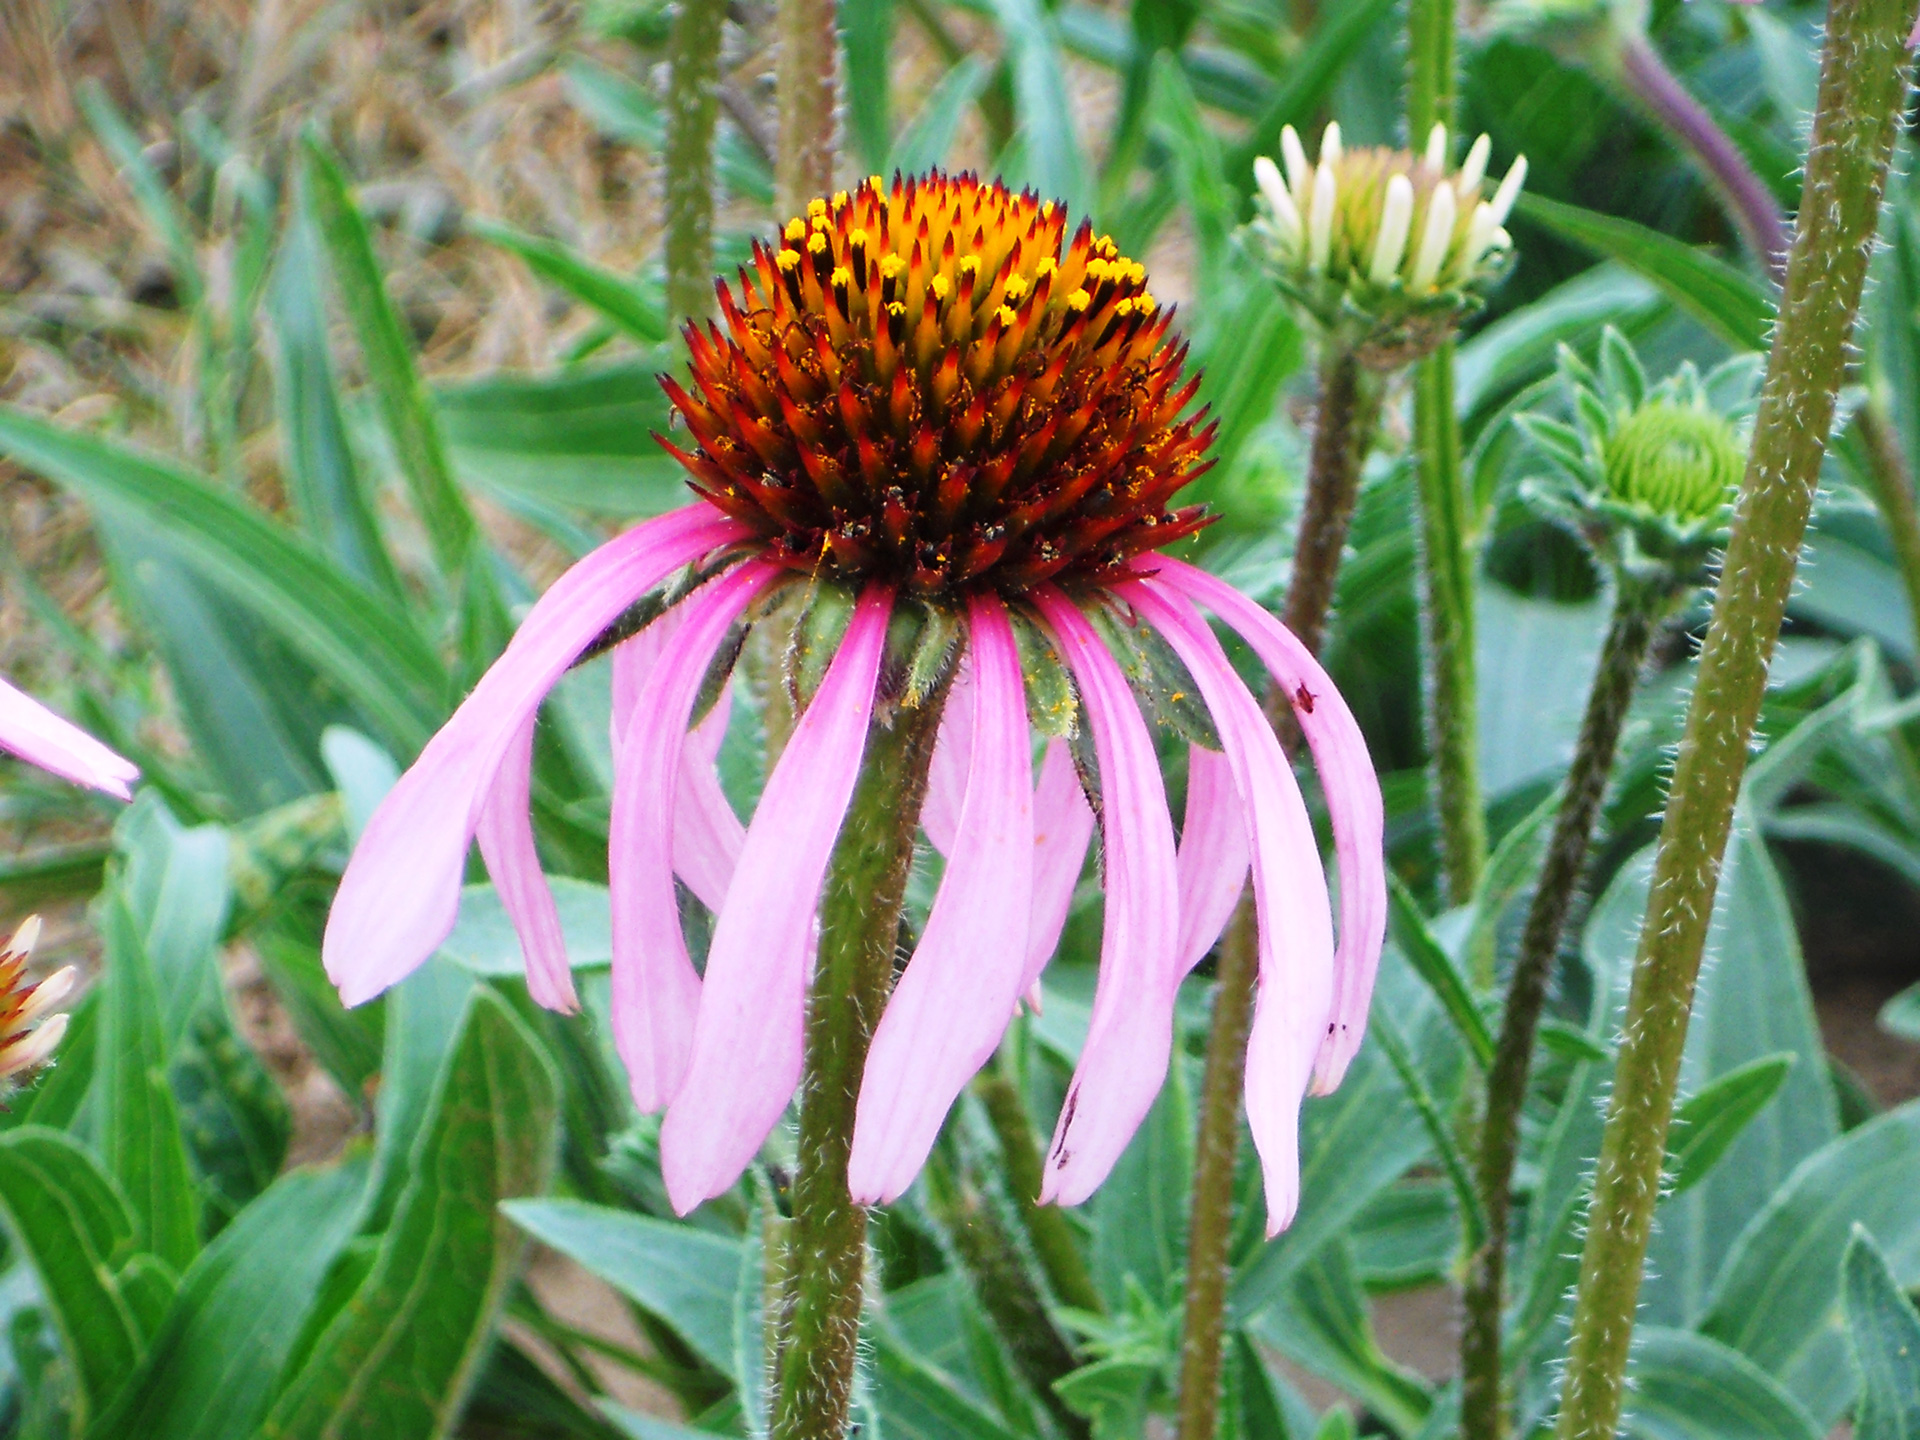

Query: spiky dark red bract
<box><xmin>655</xmin><ymin>172</ymin><xmax>1217</xmax><ymax>595</ymax></box>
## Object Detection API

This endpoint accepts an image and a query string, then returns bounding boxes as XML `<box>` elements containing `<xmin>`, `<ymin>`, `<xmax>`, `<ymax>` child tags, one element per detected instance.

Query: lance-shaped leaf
<box><xmin>260</xmin><ymin>987</ymin><xmax>558</xmax><ymax>1439</ymax></box>
<box><xmin>1666</xmin><ymin>1053</ymin><xmax>1796</xmax><ymax>1195</ymax></box>
<box><xmin>1843</xmin><ymin>1225</ymin><xmax>1920</xmax><ymax>1440</ymax></box>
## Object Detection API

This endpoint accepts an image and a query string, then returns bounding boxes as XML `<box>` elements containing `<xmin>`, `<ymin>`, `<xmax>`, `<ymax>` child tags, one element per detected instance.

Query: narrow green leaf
<box><xmin>75</xmin><ymin>81</ymin><xmax>201</xmax><ymax>308</ymax></box>
<box><xmin>841</xmin><ymin>0</ymin><xmax>894</xmax><ymax>171</ymax></box>
<box><xmin>1666</xmin><ymin>1053</ymin><xmax>1797</xmax><ymax>1195</ymax></box>
<box><xmin>1385</xmin><ymin>872</ymin><xmax>1494</xmax><ymax>1071</ymax></box>
<box><xmin>84</xmin><ymin>1157</ymin><xmax>369</xmax><ymax>1440</ymax></box>
<box><xmin>1843</xmin><ymin>1225</ymin><xmax>1920</xmax><ymax>1440</ymax></box>
<box><xmin>268</xmin><ymin>190</ymin><xmax>407</xmax><ymax>599</ymax></box>
<box><xmin>468</xmin><ymin>217</ymin><xmax>668</xmax><ymax>345</ymax></box>
<box><xmin>0</xmin><ymin>1127</ymin><xmax>146</xmax><ymax>1423</ymax></box>
<box><xmin>1224</xmin><ymin>0</ymin><xmax>1397</xmax><ymax>185</ymax></box>
<box><xmin>986</xmin><ymin>0</ymin><xmax>1088</xmax><ymax>214</ymax></box>
<box><xmin>1880</xmin><ymin>981</ymin><xmax>1920</xmax><ymax>1043</ymax></box>
<box><xmin>502</xmin><ymin>1199</ymin><xmax>740</xmax><ymax>1373</ymax></box>
<box><xmin>99</xmin><ymin>893</ymin><xmax>202</xmax><ymax>1275</ymax></box>
<box><xmin>300</xmin><ymin>134</ymin><xmax>478</xmax><ymax>579</ymax></box>
<box><xmin>1516</xmin><ymin>194</ymin><xmax>1773</xmax><ymax>353</ymax></box>
<box><xmin>1538</xmin><ymin>1018</ymin><xmax>1611</xmax><ymax>1065</ymax></box>
<box><xmin>261</xmin><ymin>988</ymin><xmax>559</xmax><ymax>1439</ymax></box>
<box><xmin>0</xmin><ymin>408</ymin><xmax>446</xmax><ymax>750</ymax></box>
<box><xmin>871</xmin><ymin>1329</ymin><xmax>1026</xmax><ymax>1440</ymax></box>
<box><xmin>886</xmin><ymin>57</ymin><xmax>992</xmax><ymax>177</ymax></box>
<box><xmin>435</xmin><ymin>880</ymin><xmax>614</xmax><ymax>976</ymax></box>
<box><xmin>364</xmin><ymin>955</ymin><xmax>476</xmax><ymax>1233</ymax></box>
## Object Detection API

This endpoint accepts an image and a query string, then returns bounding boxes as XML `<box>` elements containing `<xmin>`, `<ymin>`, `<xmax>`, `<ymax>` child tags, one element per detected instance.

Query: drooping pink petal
<box><xmin>1028</xmin><ymin>587</ymin><xmax>1180</xmax><ymax>1208</ymax></box>
<box><xmin>324</xmin><ymin>504</ymin><xmax>747</xmax><ymax>1006</ymax></box>
<box><xmin>1142</xmin><ymin>557</ymin><xmax>1386</xmax><ymax>1094</ymax></box>
<box><xmin>849</xmin><ymin>596</ymin><xmax>1034</xmax><ymax>1204</ymax></box>
<box><xmin>1121</xmin><ymin>580</ymin><xmax>1334</xmax><ymax>1234</ymax></box>
<box><xmin>0</xmin><ymin>676</ymin><xmax>138</xmax><ymax>799</ymax></box>
<box><xmin>475</xmin><ymin>714</ymin><xmax>579</xmax><ymax>1014</ymax></box>
<box><xmin>920</xmin><ymin>658</ymin><xmax>974</xmax><ymax>856</ymax></box>
<box><xmin>1176</xmin><ymin>747</ymin><xmax>1250</xmax><ymax>974</ymax></box>
<box><xmin>611</xmin><ymin>617</ymin><xmax>746</xmax><ymax>914</ymax></box>
<box><xmin>672</xmin><ymin>687</ymin><xmax>745</xmax><ymax>913</ymax></box>
<box><xmin>659</xmin><ymin>585</ymin><xmax>894</xmax><ymax>1214</ymax></box>
<box><xmin>1019</xmin><ymin>738</ymin><xmax>1095</xmax><ymax>997</ymax></box>
<box><xmin>609</xmin><ymin>561</ymin><xmax>779</xmax><ymax>1113</ymax></box>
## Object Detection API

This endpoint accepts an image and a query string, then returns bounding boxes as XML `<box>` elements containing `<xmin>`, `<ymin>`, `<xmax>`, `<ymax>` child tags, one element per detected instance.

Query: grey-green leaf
<box><xmin>1666</xmin><ymin>1053</ymin><xmax>1796</xmax><ymax>1195</ymax></box>
<box><xmin>1623</xmin><ymin>1327</ymin><xmax>1821</xmax><ymax>1440</ymax></box>
<box><xmin>1843</xmin><ymin>1225</ymin><xmax>1920</xmax><ymax>1440</ymax></box>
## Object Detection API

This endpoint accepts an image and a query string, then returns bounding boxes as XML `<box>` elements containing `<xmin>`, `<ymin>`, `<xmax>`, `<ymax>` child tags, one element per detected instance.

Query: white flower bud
<box><xmin>1319</xmin><ymin>122</ymin><xmax>1343</xmax><ymax>168</ymax></box>
<box><xmin>1280</xmin><ymin>125</ymin><xmax>1312</xmax><ymax>210</ymax></box>
<box><xmin>1307</xmin><ymin>164</ymin><xmax>1336</xmax><ymax>272</ymax></box>
<box><xmin>1425</xmin><ymin>123</ymin><xmax>1448</xmax><ymax>170</ymax></box>
<box><xmin>1254</xmin><ymin>156</ymin><xmax>1302</xmax><ymax>246</ymax></box>
<box><xmin>1489</xmin><ymin>154</ymin><xmax>1529</xmax><ymax>227</ymax></box>
<box><xmin>1409</xmin><ymin>181</ymin><xmax>1457</xmax><ymax>291</ymax></box>
<box><xmin>1370</xmin><ymin>174</ymin><xmax>1416</xmax><ymax>285</ymax></box>
<box><xmin>1458</xmin><ymin>133</ymin><xmax>1492</xmax><ymax>194</ymax></box>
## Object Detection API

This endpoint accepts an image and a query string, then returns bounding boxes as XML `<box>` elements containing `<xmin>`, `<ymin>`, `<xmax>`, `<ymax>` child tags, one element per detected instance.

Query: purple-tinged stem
<box><xmin>1616</xmin><ymin>30</ymin><xmax>1790</xmax><ymax>278</ymax></box>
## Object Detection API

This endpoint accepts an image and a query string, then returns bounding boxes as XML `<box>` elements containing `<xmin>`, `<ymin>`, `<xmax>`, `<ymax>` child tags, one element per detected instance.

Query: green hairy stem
<box><xmin>665</xmin><ymin>0</ymin><xmax>727</xmax><ymax>325</ymax></box>
<box><xmin>1175</xmin><ymin>905</ymin><xmax>1260</xmax><ymax>1440</ymax></box>
<box><xmin>1460</xmin><ymin>582</ymin><xmax>1666</xmax><ymax>1440</ymax></box>
<box><xmin>1856</xmin><ymin>398</ymin><xmax>1920</xmax><ymax>661</ymax></box>
<box><xmin>775</xmin><ymin>0</ymin><xmax>838</xmax><ymax>217</ymax></box>
<box><xmin>1178</xmin><ymin>345</ymin><xmax>1381</xmax><ymax>1438</ymax></box>
<box><xmin>770</xmin><ymin>694</ymin><xmax>946</xmax><ymax>1440</ymax></box>
<box><xmin>1553</xmin><ymin>5</ymin><xmax>1915</xmax><ymax>1435</ymax></box>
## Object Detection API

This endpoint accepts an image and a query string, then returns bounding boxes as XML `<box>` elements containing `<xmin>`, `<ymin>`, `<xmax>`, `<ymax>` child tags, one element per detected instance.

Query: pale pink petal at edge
<box><xmin>659</xmin><ymin>585</ymin><xmax>894</xmax><ymax>1214</ymax></box>
<box><xmin>1020</xmin><ymin>739</ymin><xmax>1095</xmax><ymax>997</ymax></box>
<box><xmin>609</xmin><ymin>561</ymin><xmax>778</xmax><ymax>1113</ymax></box>
<box><xmin>476</xmin><ymin>715</ymin><xmax>579</xmax><ymax>1013</ymax></box>
<box><xmin>324</xmin><ymin>504</ymin><xmax>746</xmax><ymax>1006</ymax></box>
<box><xmin>1122</xmin><ymin>580</ymin><xmax>1334</xmax><ymax>1234</ymax></box>
<box><xmin>612</xmin><ymin>617</ymin><xmax>746</xmax><ymax>913</ymax></box>
<box><xmin>0</xmin><ymin>676</ymin><xmax>138</xmax><ymax>799</ymax></box>
<box><xmin>849</xmin><ymin>596</ymin><xmax>1034</xmax><ymax>1203</ymax></box>
<box><xmin>1143</xmin><ymin>557</ymin><xmax>1386</xmax><ymax>1094</ymax></box>
<box><xmin>921</xmin><ymin>658</ymin><xmax>975</xmax><ymax>856</ymax></box>
<box><xmin>1176</xmin><ymin>746</ymin><xmax>1250</xmax><ymax>974</ymax></box>
<box><xmin>1029</xmin><ymin>587</ymin><xmax>1180</xmax><ymax>1208</ymax></box>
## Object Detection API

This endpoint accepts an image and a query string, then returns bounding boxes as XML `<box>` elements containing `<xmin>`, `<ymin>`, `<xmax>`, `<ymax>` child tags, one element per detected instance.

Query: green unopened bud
<box><xmin>1247</xmin><ymin>122</ymin><xmax>1526</xmax><ymax>368</ymax></box>
<box><xmin>1602</xmin><ymin>401</ymin><xmax>1743</xmax><ymax>524</ymax></box>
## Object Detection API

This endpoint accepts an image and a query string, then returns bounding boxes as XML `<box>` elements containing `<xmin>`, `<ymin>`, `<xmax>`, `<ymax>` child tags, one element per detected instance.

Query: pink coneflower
<box><xmin>324</xmin><ymin>173</ymin><xmax>1384</xmax><ymax>1231</ymax></box>
<box><xmin>0</xmin><ymin>675</ymin><xmax>138</xmax><ymax>799</ymax></box>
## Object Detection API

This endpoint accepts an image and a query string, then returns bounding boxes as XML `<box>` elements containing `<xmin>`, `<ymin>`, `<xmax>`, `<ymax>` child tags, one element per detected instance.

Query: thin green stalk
<box><xmin>923</xmin><ymin>1142</ymin><xmax>1092</xmax><ymax>1439</ymax></box>
<box><xmin>974</xmin><ymin>1057</ymin><xmax>1104</xmax><ymax>1314</ymax></box>
<box><xmin>770</xmin><ymin>693</ymin><xmax>948</xmax><ymax>1440</ymax></box>
<box><xmin>1179</xmin><ymin>348</ymin><xmax>1381</xmax><ymax>1439</ymax></box>
<box><xmin>1406</xmin><ymin>0</ymin><xmax>1485</xmax><ymax>915</ymax></box>
<box><xmin>1413</xmin><ymin>350</ymin><xmax>1488</xmax><ymax>917</ymax></box>
<box><xmin>1175</xmin><ymin>902</ymin><xmax>1259</xmax><ymax>1440</ymax></box>
<box><xmin>1855</xmin><ymin>398</ymin><xmax>1920</xmax><ymax>662</ymax></box>
<box><xmin>775</xmin><ymin>0</ymin><xmax>838</xmax><ymax>217</ymax></box>
<box><xmin>1554</xmin><ymin>6</ymin><xmax>1914</xmax><ymax>1436</ymax></box>
<box><xmin>665</xmin><ymin>0</ymin><xmax>726</xmax><ymax>326</ymax></box>
<box><xmin>1372</xmin><ymin>1009</ymin><xmax>1487</xmax><ymax>1253</ymax></box>
<box><xmin>1460</xmin><ymin>580</ymin><xmax>1666</xmax><ymax>1440</ymax></box>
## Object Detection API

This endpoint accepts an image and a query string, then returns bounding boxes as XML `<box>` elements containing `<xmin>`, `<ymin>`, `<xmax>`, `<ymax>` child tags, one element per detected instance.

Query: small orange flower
<box><xmin>0</xmin><ymin>917</ymin><xmax>75</xmax><ymax>1090</ymax></box>
<box><xmin>657</xmin><ymin>171</ymin><xmax>1217</xmax><ymax>594</ymax></box>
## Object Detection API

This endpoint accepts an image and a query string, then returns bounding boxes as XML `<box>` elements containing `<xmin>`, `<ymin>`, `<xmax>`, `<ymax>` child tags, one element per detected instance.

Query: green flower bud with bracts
<box><xmin>1516</xmin><ymin>326</ymin><xmax>1759</xmax><ymax>588</ymax></box>
<box><xmin>1245</xmin><ymin>122</ymin><xmax>1527</xmax><ymax>369</ymax></box>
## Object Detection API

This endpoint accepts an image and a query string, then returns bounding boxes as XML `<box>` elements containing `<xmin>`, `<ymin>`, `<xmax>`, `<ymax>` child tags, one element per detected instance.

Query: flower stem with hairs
<box><xmin>1459</xmin><ymin>576</ymin><xmax>1669</xmax><ymax>1440</ymax></box>
<box><xmin>975</xmin><ymin>1057</ymin><xmax>1105</xmax><ymax>1314</ymax></box>
<box><xmin>665</xmin><ymin>0</ymin><xmax>727</xmax><ymax>325</ymax></box>
<box><xmin>776</xmin><ymin>0</ymin><xmax>838</xmax><ymax>216</ymax></box>
<box><xmin>1554</xmin><ymin>5</ymin><xmax>1914</xmax><ymax>1434</ymax></box>
<box><xmin>771</xmin><ymin>691</ymin><xmax>948</xmax><ymax>1440</ymax></box>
